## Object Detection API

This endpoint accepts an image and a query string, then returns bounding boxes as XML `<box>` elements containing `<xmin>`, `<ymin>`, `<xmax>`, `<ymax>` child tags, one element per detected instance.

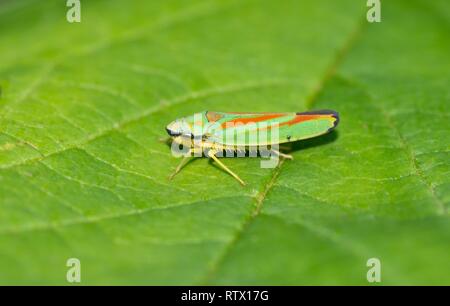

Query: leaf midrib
<box><xmin>199</xmin><ymin>16</ymin><xmax>369</xmax><ymax>284</ymax></box>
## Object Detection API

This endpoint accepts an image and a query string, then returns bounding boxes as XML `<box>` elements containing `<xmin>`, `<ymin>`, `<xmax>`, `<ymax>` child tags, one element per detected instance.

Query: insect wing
<box><xmin>202</xmin><ymin>110</ymin><xmax>338</xmax><ymax>146</ymax></box>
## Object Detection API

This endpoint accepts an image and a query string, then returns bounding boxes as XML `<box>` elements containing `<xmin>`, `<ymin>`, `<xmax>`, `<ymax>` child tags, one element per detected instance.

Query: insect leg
<box><xmin>207</xmin><ymin>149</ymin><xmax>246</xmax><ymax>186</ymax></box>
<box><xmin>270</xmin><ymin>149</ymin><xmax>293</xmax><ymax>160</ymax></box>
<box><xmin>169</xmin><ymin>154</ymin><xmax>193</xmax><ymax>180</ymax></box>
<box><xmin>169</xmin><ymin>146</ymin><xmax>202</xmax><ymax>180</ymax></box>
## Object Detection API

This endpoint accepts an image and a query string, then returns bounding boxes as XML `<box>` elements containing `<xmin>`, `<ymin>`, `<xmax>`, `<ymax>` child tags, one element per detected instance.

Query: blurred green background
<box><xmin>0</xmin><ymin>0</ymin><xmax>449</xmax><ymax>285</ymax></box>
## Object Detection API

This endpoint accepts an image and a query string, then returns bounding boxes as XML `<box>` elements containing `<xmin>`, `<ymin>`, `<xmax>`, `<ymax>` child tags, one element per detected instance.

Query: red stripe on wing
<box><xmin>220</xmin><ymin>113</ymin><xmax>286</xmax><ymax>128</ymax></box>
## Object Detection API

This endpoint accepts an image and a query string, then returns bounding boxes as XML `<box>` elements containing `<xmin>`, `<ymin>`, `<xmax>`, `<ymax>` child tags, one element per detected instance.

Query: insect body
<box><xmin>166</xmin><ymin>110</ymin><xmax>339</xmax><ymax>185</ymax></box>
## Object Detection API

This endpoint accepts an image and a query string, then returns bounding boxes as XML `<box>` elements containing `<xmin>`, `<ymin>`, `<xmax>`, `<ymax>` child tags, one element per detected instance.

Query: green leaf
<box><xmin>0</xmin><ymin>0</ymin><xmax>448</xmax><ymax>285</ymax></box>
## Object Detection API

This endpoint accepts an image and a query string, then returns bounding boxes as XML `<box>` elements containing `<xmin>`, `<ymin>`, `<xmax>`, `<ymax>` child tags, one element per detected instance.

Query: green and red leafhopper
<box><xmin>165</xmin><ymin>110</ymin><xmax>339</xmax><ymax>185</ymax></box>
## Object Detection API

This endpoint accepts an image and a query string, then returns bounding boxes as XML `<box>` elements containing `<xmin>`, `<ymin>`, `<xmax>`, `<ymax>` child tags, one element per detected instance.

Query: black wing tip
<box><xmin>331</xmin><ymin>111</ymin><xmax>339</xmax><ymax>129</ymax></box>
<box><xmin>297</xmin><ymin>109</ymin><xmax>340</xmax><ymax>130</ymax></box>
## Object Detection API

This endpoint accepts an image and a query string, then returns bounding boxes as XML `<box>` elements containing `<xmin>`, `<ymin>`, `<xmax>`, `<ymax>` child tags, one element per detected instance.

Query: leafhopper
<box><xmin>165</xmin><ymin>110</ymin><xmax>339</xmax><ymax>185</ymax></box>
